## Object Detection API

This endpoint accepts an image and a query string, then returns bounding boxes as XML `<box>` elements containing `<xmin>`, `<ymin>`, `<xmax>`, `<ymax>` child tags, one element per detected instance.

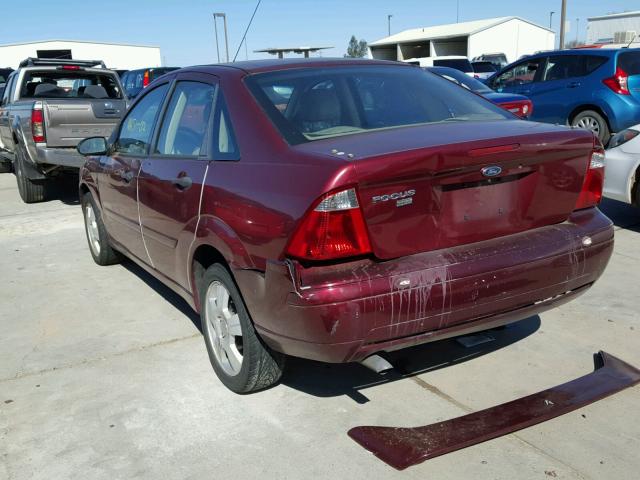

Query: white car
<box><xmin>403</xmin><ymin>56</ymin><xmax>474</xmax><ymax>76</ymax></box>
<box><xmin>603</xmin><ymin>125</ymin><xmax>640</xmax><ymax>207</ymax></box>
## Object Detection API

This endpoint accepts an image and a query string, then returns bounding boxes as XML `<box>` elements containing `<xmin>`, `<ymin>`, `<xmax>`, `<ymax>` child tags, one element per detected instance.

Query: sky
<box><xmin>1</xmin><ymin>0</ymin><xmax>639</xmax><ymax>66</ymax></box>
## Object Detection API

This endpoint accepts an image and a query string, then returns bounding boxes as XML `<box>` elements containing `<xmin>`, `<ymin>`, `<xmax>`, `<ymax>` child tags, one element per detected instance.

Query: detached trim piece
<box><xmin>348</xmin><ymin>351</ymin><xmax>640</xmax><ymax>470</ymax></box>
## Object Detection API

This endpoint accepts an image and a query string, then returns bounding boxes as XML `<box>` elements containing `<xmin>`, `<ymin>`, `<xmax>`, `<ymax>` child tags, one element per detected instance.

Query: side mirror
<box><xmin>77</xmin><ymin>136</ymin><xmax>108</xmax><ymax>156</ymax></box>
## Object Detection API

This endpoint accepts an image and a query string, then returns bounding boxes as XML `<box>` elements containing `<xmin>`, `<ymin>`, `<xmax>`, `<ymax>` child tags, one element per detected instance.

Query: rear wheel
<box><xmin>15</xmin><ymin>147</ymin><xmax>46</xmax><ymax>203</ymax></box>
<box><xmin>0</xmin><ymin>161</ymin><xmax>11</xmax><ymax>173</ymax></box>
<box><xmin>200</xmin><ymin>264</ymin><xmax>284</xmax><ymax>393</ymax></box>
<box><xmin>571</xmin><ymin>110</ymin><xmax>610</xmax><ymax>143</ymax></box>
<box><xmin>81</xmin><ymin>192</ymin><xmax>121</xmax><ymax>265</ymax></box>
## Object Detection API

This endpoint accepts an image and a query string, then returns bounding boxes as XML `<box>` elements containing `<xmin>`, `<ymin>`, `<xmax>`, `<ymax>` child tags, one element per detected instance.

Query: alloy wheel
<box><xmin>85</xmin><ymin>203</ymin><xmax>101</xmax><ymax>256</ymax></box>
<box><xmin>575</xmin><ymin>116</ymin><xmax>601</xmax><ymax>135</ymax></box>
<box><xmin>205</xmin><ymin>281</ymin><xmax>244</xmax><ymax>376</ymax></box>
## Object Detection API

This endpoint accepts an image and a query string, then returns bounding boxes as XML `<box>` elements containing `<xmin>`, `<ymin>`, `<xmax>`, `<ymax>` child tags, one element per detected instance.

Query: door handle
<box><xmin>115</xmin><ymin>169</ymin><xmax>134</xmax><ymax>183</ymax></box>
<box><xmin>173</xmin><ymin>175</ymin><xmax>192</xmax><ymax>190</ymax></box>
<box><xmin>567</xmin><ymin>81</ymin><xmax>581</xmax><ymax>88</ymax></box>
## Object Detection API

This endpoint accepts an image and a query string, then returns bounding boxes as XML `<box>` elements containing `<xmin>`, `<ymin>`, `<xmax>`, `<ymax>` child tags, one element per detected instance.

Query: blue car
<box><xmin>486</xmin><ymin>48</ymin><xmax>640</xmax><ymax>142</ymax></box>
<box><xmin>426</xmin><ymin>66</ymin><xmax>533</xmax><ymax>118</ymax></box>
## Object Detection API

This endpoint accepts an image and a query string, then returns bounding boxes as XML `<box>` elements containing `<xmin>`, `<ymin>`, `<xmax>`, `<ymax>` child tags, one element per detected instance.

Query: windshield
<box><xmin>432</xmin><ymin>59</ymin><xmax>473</xmax><ymax>72</ymax></box>
<box><xmin>246</xmin><ymin>65</ymin><xmax>511</xmax><ymax>144</ymax></box>
<box><xmin>427</xmin><ymin>67</ymin><xmax>494</xmax><ymax>94</ymax></box>
<box><xmin>20</xmin><ymin>70</ymin><xmax>122</xmax><ymax>99</ymax></box>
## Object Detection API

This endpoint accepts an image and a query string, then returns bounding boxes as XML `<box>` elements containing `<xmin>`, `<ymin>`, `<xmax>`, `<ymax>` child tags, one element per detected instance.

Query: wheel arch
<box><xmin>568</xmin><ymin>104</ymin><xmax>612</xmax><ymax>132</ymax></box>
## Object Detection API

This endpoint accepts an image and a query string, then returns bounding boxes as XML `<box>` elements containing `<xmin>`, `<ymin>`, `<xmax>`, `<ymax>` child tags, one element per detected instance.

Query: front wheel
<box><xmin>200</xmin><ymin>264</ymin><xmax>284</xmax><ymax>393</ymax></box>
<box><xmin>571</xmin><ymin>110</ymin><xmax>610</xmax><ymax>144</ymax></box>
<box><xmin>81</xmin><ymin>192</ymin><xmax>122</xmax><ymax>265</ymax></box>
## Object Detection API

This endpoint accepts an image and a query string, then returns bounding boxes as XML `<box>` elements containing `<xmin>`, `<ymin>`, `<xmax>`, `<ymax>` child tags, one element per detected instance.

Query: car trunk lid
<box><xmin>294</xmin><ymin>120</ymin><xmax>595</xmax><ymax>260</ymax></box>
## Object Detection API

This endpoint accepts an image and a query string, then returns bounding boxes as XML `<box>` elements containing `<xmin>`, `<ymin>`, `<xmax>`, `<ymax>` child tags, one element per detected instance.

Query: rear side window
<box><xmin>156</xmin><ymin>81</ymin><xmax>216</xmax><ymax>156</ymax></box>
<box><xmin>20</xmin><ymin>71</ymin><xmax>122</xmax><ymax>99</ymax></box>
<box><xmin>618</xmin><ymin>52</ymin><xmax>640</xmax><ymax>75</ymax></box>
<box><xmin>247</xmin><ymin>66</ymin><xmax>511</xmax><ymax>145</ymax></box>
<box><xmin>116</xmin><ymin>84</ymin><xmax>169</xmax><ymax>155</ymax></box>
<box><xmin>433</xmin><ymin>59</ymin><xmax>473</xmax><ymax>72</ymax></box>
<box><xmin>542</xmin><ymin>55</ymin><xmax>608</xmax><ymax>81</ymax></box>
<box><xmin>212</xmin><ymin>96</ymin><xmax>239</xmax><ymax>160</ymax></box>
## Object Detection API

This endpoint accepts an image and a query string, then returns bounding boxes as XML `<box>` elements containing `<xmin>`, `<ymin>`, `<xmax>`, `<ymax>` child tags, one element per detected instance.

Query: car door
<box><xmin>99</xmin><ymin>81</ymin><xmax>170</xmax><ymax>263</ymax></box>
<box><xmin>491</xmin><ymin>57</ymin><xmax>545</xmax><ymax>96</ymax></box>
<box><xmin>0</xmin><ymin>73</ymin><xmax>17</xmax><ymax>151</ymax></box>
<box><xmin>137</xmin><ymin>73</ymin><xmax>223</xmax><ymax>285</ymax></box>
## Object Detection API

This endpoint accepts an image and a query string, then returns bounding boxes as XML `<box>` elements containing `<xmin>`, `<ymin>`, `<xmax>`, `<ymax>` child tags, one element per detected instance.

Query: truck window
<box><xmin>19</xmin><ymin>71</ymin><xmax>122</xmax><ymax>99</ymax></box>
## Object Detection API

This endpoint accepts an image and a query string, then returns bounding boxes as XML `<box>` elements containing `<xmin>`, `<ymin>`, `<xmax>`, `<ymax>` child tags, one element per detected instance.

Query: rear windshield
<box><xmin>20</xmin><ymin>70</ymin><xmax>122</xmax><ymax>99</ymax></box>
<box><xmin>472</xmin><ymin>62</ymin><xmax>497</xmax><ymax>73</ymax></box>
<box><xmin>618</xmin><ymin>51</ymin><xmax>640</xmax><ymax>75</ymax></box>
<box><xmin>246</xmin><ymin>65</ymin><xmax>512</xmax><ymax>144</ymax></box>
<box><xmin>432</xmin><ymin>59</ymin><xmax>473</xmax><ymax>72</ymax></box>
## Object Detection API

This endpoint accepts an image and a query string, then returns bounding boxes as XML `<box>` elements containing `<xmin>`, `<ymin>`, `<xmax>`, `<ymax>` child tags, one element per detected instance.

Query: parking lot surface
<box><xmin>1</xmin><ymin>172</ymin><xmax>639</xmax><ymax>479</ymax></box>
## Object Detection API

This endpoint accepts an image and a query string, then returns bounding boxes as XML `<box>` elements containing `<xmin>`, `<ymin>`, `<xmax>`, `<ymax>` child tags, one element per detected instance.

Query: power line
<box><xmin>233</xmin><ymin>0</ymin><xmax>262</xmax><ymax>62</ymax></box>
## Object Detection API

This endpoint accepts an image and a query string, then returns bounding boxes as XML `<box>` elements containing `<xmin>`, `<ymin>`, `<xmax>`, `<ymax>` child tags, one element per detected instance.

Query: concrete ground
<box><xmin>0</xmin><ymin>171</ymin><xmax>638</xmax><ymax>480</ymax></box>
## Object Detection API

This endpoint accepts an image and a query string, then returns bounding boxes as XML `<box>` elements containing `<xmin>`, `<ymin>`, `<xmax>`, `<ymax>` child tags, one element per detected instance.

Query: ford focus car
<box><xmin>77</xmin><ymin>59</ymin><xmax>613</xmax><ymax>393</ymax></box>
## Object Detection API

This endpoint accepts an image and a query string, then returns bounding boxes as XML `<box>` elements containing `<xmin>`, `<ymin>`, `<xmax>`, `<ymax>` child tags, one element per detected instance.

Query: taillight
<box><xmin>143</xmin><ymin>70</ymin><xmax>150</xmax><ymax>87</ymax></box>
<box><xmin>575</xmin><ymin>138</ymin><xmax>605</xmax><ymax>210</ymax></box>
<box><xmin>499</xmin><ymin>99</ymin><xmax>533</xmax><ymax>118</ymax></box>
<box><xmin>602</xmin><ymin>67</ymin><xmax>630</xmax><ymax>95</ymax></box>
<box><xmin>286</xmin><ymin>187</ymin><xmax>372</xmax><ymax>261</ymax></box>
<box><xmin>31</xmin><ymin>104</ymin><xmax>46</xmax><ymax>143</ymax></box>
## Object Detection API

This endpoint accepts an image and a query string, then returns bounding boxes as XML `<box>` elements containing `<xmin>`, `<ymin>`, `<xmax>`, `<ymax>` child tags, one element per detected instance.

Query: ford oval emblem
<box><xmin>482</xmin><ymin>165</ymin><xmax>502</xmax><ymax>177</ymax></box>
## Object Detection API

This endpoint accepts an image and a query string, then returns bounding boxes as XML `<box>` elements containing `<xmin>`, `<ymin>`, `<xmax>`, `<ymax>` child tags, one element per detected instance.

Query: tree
<box><xmin>345</xmin><ymin>35</ymin><xmax>369</xmax><ymax>58</ymax></box>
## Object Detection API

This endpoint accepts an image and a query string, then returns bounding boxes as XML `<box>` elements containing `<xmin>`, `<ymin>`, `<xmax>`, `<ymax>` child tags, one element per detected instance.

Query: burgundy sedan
<box><xmin>77</xmin><ymin>59</ymin><xmax>613</xmax><ymax>393</ymax></box>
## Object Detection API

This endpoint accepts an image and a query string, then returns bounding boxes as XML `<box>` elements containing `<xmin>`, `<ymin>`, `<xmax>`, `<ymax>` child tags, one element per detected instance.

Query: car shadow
<box><xmin>281</xmin><ymin>316</ymin><xmax>541</xmax><ymax>403</ymax></box>
<box><xmin>47</xmin><ymin>173</ymin><xmax>80</xmax><ymax>205</ymax></box>
<box><xmin>599</xmin><ymin>198</ymin><xmax>640</xmax><ymax>232</ymax></box>
<box><xmin>120</xmin><ymin>259</ymin><xmax>202</xmax><ymax>332</ymax></box>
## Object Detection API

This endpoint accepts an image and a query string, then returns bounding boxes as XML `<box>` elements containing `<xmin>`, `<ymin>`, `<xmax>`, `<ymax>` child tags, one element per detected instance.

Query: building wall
<box><xmin>0</xmin><ymin>41</ymin><xmax>162</xmax><ymax>69</ymax></box>
<box><xmin>587</xmin><ymin>14</ymin><xmax>640</xmax><ymax>43</ymax></box>
<box><xmin>469</xmin><ymin>19</ymin><xmax>555</xmax><ymax>63</ymax></box>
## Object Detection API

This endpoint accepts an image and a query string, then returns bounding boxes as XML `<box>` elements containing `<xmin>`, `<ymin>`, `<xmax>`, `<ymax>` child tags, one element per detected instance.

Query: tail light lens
<box><xmin>143</xmin><ymin>70</ymin><xmax>150</xmax><ymax>87</ymax></box>
<box><xmin>286</xmin><ymin>187</ymin><xmax>372</xmax><ymax>261</ymax></box>
<box><xmin>575</xmin><ymin>138</ymin><xmax>605</xmax><ymax>210</ymax></box>
<box><xmin>602</xmin><ymin>67</ymin><xmax>630</xmax><ymax>95</ymax></box>
<box><xmin>499</xmin><ymin>99</ymin><xmax>533</xmax><ymax>118</ymax></box>
<box><xmin>31</xmin><ymin>105</ymin><xmax>45</xmax><ymax>143</ymax></box>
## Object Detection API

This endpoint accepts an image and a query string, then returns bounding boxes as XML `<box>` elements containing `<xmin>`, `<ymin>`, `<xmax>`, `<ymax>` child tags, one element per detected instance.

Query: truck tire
<box><xmin>14</xmin><ymin>147</ymin><xmax>46</xmax><ymax>203</ymax></box>
<box><xmin>81</xmin><ymin>191</ymin><xmax>122</xmax><ymax>266</ymax></box>
<box><xmin>199</xmin><ymin>263</ymin><xmax>285</xmax><ymax>393</ymax></box>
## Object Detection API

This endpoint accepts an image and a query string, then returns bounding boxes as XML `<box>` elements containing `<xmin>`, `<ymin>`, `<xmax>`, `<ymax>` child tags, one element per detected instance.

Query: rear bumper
<box><xmin>34</xmin><ymin>146</ymin><xmax>86</xmax><ymax>168</ymax></box>
<box><xmin>238</xmin><ymin>208</ymin><xmax>614</xmax><ymax>363</ymax></box>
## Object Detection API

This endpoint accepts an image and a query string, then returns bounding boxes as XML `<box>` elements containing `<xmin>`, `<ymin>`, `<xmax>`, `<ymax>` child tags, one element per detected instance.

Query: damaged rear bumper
<box><xmin>236</xmin><ymin>208</ymin><xmax>613</xmax><ymax>362</ymax></box>
<box><xmin>348</xmin><ymin>351</ymin><xmax>640</xmax><ymax>470</ymax></box>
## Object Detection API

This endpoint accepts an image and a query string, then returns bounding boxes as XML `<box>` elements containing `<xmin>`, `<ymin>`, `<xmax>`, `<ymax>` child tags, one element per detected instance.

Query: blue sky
<box><xmin>1</xmin><ymin>0</ymin><xmax>638</xmax><ymax>66</ymax></box>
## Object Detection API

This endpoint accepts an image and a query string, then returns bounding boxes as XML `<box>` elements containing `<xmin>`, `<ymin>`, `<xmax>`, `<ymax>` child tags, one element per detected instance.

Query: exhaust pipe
<box><xmin>360</xmin><ymin>354</ymin><xmax>394</xmax><ymax>374</ymax></box>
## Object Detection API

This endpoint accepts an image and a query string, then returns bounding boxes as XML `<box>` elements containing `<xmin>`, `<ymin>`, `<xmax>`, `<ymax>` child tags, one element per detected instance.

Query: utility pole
<box><xmin>214</xmin><ymin>12</ymin><xmax>230</xmax><ymax>62</ymax></box>
<box><xmin>559</xmin><ymin>0</ymin><xmax>567</xmax><ymax>49</ymax></box>
<box><xmin>456</xmin><ymin>0</ymin><xmax>460</xmax><ymax>23</ymax></box>
<box><xmin>213</xmin><ymin>14</ymin><xmax>220</xmax><ymax>62</ymax></box>
<box><xmin>387</xmin><ymin>14</ymin><xmax>392</xmax><ymax>36</ymax></box>
<box><xmin>549</xmin><ymin>11</ymin><xmax>554</xmax><ymax>29</ymax></box>
<box><xmin>576</xmin><ymin>18</ymin><xmax>580</xmax><ymax>43</ymax></box>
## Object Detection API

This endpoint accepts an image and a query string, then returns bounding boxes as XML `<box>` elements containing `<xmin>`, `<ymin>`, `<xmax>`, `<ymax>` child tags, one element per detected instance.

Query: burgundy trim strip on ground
<box><xmin>348</xmin><ymin>351</ymin><xmax>640</xmax><ymax>470</ymax></box>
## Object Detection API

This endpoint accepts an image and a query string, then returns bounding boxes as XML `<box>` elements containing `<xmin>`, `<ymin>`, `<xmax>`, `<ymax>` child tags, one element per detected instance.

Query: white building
<box><xmin>369</xmin><ymin>17</ymin><xmax>555</xmax><ymax>64</ymax></box>
<box><xmin>586</xmin><ymin>11</ymin><xmax>640</xmax><ymax>44</ymax></box>
<box><xmin>0</xmin><ymin>40</ymin><xmax>162</xmax><ymax>70</ymax></box>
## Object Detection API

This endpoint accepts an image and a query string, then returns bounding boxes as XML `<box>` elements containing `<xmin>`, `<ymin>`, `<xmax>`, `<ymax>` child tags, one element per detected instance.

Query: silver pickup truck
<box><xmin>0</xmin><ymin>58</ymin><xmax>126</xmax><ymax>202</ymax></box>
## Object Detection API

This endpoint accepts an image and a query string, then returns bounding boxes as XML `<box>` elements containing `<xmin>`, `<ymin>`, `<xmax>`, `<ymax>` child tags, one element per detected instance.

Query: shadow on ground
<box><xmin>282</xmin><ymin>316</ymin><xmax>541</xmax><ymax>403</ymax></box>
<box><xmin>600</xmin><ymin>198</ymin><xmax>640</xmax><ymax>232</ymax></box>
<box><xmin>47</xmin><ymin>173</ymin><xmax>81</xmax><ymax>205</ymax></box>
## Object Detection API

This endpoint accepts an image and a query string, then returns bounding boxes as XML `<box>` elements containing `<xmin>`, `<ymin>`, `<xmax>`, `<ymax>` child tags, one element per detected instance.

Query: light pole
<box><xmin>559</xmin><ymin>0</ymin><xmax>567</xmax><ymax>49</ymax></box>
<box><xmin>549</xmin><ymin>11</ymin><xmax>554</xmax><ymax>29</ymax></box>
<box><xmin>387</xmin><ymin>14</ymin><xmax>392</xmax><ymax>36</ymax></box>
<box><xmin>213</xmin><ymin>12</ymin><xmax>230</xmax><ymax>63</ymax></box>
<box><xmin>456</xmin><ymin>0</ymin><xmax>460</xmax><ymax>23</ymax></box>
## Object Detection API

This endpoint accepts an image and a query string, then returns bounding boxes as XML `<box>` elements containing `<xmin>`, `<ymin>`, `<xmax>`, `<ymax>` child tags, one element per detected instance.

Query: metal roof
<box><xmin>587</xmin><ymin>11</ymin><xmax>640</xmax><ymax>21</ymax></box>
<box><xmin>370</xmin><ymin>16</ymin><xmax>552</xmax><ymax>47</ymax></box>
<box><xmin>0</xmin><ymin>39</ymin><xmax>159</xmax><ymax>49</ymax></box>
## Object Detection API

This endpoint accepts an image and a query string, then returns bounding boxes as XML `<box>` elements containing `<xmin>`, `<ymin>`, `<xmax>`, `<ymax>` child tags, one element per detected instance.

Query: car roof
<box><xmin>524</xmin><ymin>47</ymin><xmax>640</xmax><ymax>60</ymax></box>
<box><xmin>183</xmin><ymin>57</ymin><xmax>408</xmax><ymax>76</ymax></box>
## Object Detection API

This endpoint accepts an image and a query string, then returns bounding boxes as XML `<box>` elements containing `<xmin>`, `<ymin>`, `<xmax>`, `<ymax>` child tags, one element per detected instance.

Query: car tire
<box><xmin>200</xmin><ymin>264</ymin><xmax>285</xmax><ymax>393</ymax></box>
<box><xmin>0</xmin><ymin>161</ymin><xmax>12</xmax><ymax>173</ymax></box>
<box><xmin>81</xmin><ymin>191</ymin><xmax>122</xmax><ymax>266</ymax></box>
<box><xmin>571</xmin><ymin>110</ymin><xmax>610</xmax><ymax>144</ymax></box>
<box><xmin>14</xmin><ymin>147</ymin><xmax>46</xmax><ymax>203</ymax></box>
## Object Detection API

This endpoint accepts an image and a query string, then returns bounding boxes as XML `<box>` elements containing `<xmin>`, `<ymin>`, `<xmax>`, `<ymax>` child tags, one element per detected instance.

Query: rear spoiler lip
<box><xmin>348</xmin><ymin>351</ymin><xmax>640</xmax><ymax>470</ymax></box>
